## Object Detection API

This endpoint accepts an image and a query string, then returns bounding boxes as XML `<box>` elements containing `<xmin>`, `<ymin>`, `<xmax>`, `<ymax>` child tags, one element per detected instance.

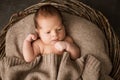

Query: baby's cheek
<box><xmin>60</xmin><ymin>33</ymin><xmax>66</xmax><ymax>40</ymax></box>
<box><xmin>42</xmin><ymin>34</ymin><xmax>49</xmax><ymax>39</ymax></box>
<box><xmin>40</xmin><ymin>35</ymin><xmax>49</xmax><ymax>42</ymax></box>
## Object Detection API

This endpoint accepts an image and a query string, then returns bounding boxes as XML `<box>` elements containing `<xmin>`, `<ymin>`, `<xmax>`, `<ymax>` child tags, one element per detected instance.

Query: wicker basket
<box><xmin>0</xmin><ymin>0</ymin><xmax>119</xmax><ymax>80</ymax></box>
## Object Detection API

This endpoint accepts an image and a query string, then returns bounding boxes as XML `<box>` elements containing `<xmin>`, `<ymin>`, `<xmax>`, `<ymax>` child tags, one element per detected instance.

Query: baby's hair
<box><xmin>34</xmin><ymin>5</ymin><xmax>63</xmax><ymax>28</ymax></box>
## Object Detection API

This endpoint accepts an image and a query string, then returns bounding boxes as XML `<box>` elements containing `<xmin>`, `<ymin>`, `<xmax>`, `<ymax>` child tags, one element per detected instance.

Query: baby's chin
<box><xmin>50</xmin><ymin>38</ymin><xmax>65</xmax><ymax>45</ymax></box>
<box><xmin>45</xmin><ymin>38</ymin><xmax>65</xmax><ymax>45</ymax></box>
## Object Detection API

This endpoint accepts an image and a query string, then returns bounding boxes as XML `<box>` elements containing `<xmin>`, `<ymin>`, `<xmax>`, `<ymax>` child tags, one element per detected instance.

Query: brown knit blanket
<box><xmin>0</xmin><ymin>52</ymin><xmax>85</xmax><ymax>80</ymax></box>
<box><xmin>0</xmin><ymin>52</ymin><xmax>114</xmax><ymax>80</ymax></box>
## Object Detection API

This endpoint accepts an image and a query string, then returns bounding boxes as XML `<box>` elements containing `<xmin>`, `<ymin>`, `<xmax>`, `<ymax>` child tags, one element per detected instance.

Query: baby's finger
<box><xmin>31</xmin><ymin>33</ymin><xmax>38</xmax><ymax>40</ymax></box>
<box><xmin>57</xmin><ymin>46</ymin><xmax>62</xmax><ymax>51</ymax></box>
<box><xmin>55</xmin><ymin>44</ymin><xmax>60</xmax><ymax>50</ymax></box>
<box><xmin>32</xmin><ymin>35</ymin><xmax>37</xmax><ymax>40</ymax></box>
<box><xmin>55</xmin><ymin>45</ymin><xmax>63</xmax><ymax>51</ymax></box>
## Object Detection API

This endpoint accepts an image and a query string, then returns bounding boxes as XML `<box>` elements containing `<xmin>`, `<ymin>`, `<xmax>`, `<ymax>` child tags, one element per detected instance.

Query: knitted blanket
<box><xmin>0</xmin><ymin>52</ymin><xmax>85</xmax><ymax>80</ymax></box>
<box><xmin>0</xmin><ymin>52</ymin><xmax>114</xmax><ymax>80</ymax></box>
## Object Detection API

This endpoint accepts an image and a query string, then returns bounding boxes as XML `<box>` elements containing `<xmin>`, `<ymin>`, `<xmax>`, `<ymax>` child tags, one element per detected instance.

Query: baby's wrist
<box><xmin>24</xmin><ymin>39</ymin><xmax>32</xmax><ymax>43</ymax></box>
<box><xmin>65</xmin><ymin>41</ymin><xmax>70</xmax><ymax>51</ymax></box>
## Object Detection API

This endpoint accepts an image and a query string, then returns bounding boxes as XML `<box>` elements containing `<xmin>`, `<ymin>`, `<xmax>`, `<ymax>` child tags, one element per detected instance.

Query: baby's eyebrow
<box><xmin>37</xmin><ymin>25</ymin><xmax>42</xmax><ymax>29</ymax></box>
<box><xmin>60</xmin><ymin>23</ymin><xmax>63</xmax><ymax>26</ymax></box>
<box><xmin>46</xmin><ymin>30</ymin><xmax>50</xmax><ymax>32</ymax></box>
<box><xmin>58</xmin><ymin>24</ymin><xmax>63</xmax><ymax>27</ymax></box>
<box><xmin>58</xmin><ymin>26</ymin><xmax>62</xmax><ymax>28</ymax></box>
<box><xmin>44</xmin><ymin>29</ymin><xmax>50</xmax><ymax>32</ymax></box>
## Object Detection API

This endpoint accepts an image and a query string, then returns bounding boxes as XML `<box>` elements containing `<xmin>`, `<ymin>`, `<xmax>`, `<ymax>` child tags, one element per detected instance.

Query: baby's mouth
<box><xmin>51</xmin><ymin>39</ymin><xmax>58</xmax><ymax>44</ymax></box>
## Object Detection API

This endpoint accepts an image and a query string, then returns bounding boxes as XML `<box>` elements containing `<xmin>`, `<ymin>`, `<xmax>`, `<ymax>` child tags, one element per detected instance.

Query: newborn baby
<box><xmin>23</xmin><ymin>5</ymin><xmax>80</xmax><ymax>62</ymax></box>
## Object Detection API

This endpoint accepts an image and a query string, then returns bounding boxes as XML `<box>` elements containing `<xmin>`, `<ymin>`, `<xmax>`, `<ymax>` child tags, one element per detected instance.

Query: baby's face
<box><xmin>36</xmin><ymin>15</ymin><xmax>66</xmax><ymax>45</ymax></box>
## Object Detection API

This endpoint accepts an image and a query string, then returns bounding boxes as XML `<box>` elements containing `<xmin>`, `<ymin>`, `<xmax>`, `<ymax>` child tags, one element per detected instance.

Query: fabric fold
<box><xmin>57</xmin><ymin>52</ymin><xmax>85</xmax><ymax>80</ymax></box>
<box><xmin>0</xmin><ymin>52</ymin><xmax>114</xmax><ymax>80</ymax></box>
<box><xmin>0</xmin><ymin>52</ymin><xmax>85</xmax><ymax>80</ymax></box>
<box><xmin>0</xmin><ymin>52</ymin><xmax>60</xmax><ymax>80</ymax></box>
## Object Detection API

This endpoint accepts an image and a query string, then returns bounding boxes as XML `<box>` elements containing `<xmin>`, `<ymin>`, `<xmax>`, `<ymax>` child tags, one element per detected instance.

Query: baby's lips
<box><xmin>52</xmin><ymin>37</ymin><xmax>59</xmax><ymax>41</ymax></box>
<box><xmin>51</xmin><ymin>39</ymin><xmax>58</xmax><ymax>44</ymax></box>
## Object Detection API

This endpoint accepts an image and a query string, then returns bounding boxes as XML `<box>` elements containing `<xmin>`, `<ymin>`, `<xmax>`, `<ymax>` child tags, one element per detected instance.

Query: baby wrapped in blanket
<box><xmin>0</xmin><ymin>4</ymin><xmax>113</xmax><ymax>80</ymax></box>
<box><xmin>22</xmin><ymin>5</ymin><xmax>101</xmax><ymax>80</ymax></box>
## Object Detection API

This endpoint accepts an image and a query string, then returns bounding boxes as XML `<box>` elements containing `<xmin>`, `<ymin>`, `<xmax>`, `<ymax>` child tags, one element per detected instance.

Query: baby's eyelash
<box><xmin>57</xmin><ymin>28</ymin><xmax>62</xmax><ymax>31</ymax></box>
<box><xmin>46</xmin><ymin>31</ymin><xmax>50</xmax><ymax>34</ymax></box>
<box><xmin>58</xmin><ymin>28</ymin><xmax>61</xmax><ymax>30</ymax></box>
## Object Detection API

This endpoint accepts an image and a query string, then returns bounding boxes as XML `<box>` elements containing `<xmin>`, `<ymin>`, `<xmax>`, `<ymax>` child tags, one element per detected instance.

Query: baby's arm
<box><xmin>65</xmin><ymin>36</ymin><xmax>80</xmax><ymax>59</ymax></box>
<box><xmin>55</xmin><ymin>36</ymin><xmax>80</xmax><ymax>60</ymax></box>
<box><xmin>23</xmin><ymin>33</ymin><xmax>40</xmax><ymax>62</ymax></box>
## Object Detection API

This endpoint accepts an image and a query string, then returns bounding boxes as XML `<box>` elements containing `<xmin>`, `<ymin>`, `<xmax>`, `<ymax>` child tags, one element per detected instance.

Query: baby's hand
<box><xmin>25</xmin><ymin>33</ymin><xmax>38</xmax><ymax>42</ymax></box>
<box><xmin>54</xmin><ymin>41</ymin><xmax>68</xmax><ymax>52</ymax></box>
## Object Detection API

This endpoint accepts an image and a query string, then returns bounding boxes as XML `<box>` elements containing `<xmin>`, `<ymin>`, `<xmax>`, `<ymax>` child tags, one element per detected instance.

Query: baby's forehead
<box><xmin>38</xmin><ymin>15</ymin><xmax>62</xmax><ymax>24</ymax></box>
<box><xmin>36</xmin><ymin>15</ymin><xmax>63</xmax><ymax>29</ymax></box>
<box><xmin>38</xmin><ymin>14</ymin><xmax>62</xmax><ymax>20</ymax></box>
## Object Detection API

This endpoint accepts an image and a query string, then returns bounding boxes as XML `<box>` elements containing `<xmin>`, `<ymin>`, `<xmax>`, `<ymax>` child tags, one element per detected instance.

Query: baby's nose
<box><xmin>52</xmin><ymin>31</ymin><xmax>59</xmax><ymax>40</ymax></box>
<box><xmin>52</xmin><ymin>31</ymin><xmax>57</xmax><ymax>37</ymax></box>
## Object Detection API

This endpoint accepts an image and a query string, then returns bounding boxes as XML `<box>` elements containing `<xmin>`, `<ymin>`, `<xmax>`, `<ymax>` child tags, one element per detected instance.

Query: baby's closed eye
<box><xmin>57</xmin><ymin>28</ymin><xmax>62</xmax><ymax>31</ymax></box>
<box><xmin>46</xmin><ymin>31</ymin><xmax>50</xmax><ymax>34</ymax></box>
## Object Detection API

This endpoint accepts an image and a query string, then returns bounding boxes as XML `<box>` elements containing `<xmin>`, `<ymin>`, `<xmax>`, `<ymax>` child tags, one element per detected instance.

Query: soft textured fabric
<box><xmin>0</xmin><ymin>52</ymin><xmax>85</xmax><ymax>80</ymax></box>
<box><xmin>0</xmin><ymin>52</ymin><xmax>113</xmax><ymax>80</ymax></box>
<box><xmin>4</xmin><ymin>12</ymin><xmax>113</xmax><ymax>80</ymax></box>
